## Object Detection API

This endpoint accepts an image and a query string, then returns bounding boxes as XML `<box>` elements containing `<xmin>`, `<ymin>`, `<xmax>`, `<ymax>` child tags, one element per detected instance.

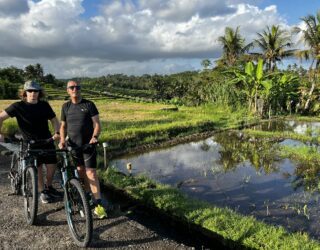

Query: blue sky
<box><xmin>0</xmin><ymin>0</ymin><xmax>318</xmax><ymax>77</ymax></box>
<box><xmin>257</xmin><ymin>0</ymin><xmax>319</xmax><ymax>24</ymax></box>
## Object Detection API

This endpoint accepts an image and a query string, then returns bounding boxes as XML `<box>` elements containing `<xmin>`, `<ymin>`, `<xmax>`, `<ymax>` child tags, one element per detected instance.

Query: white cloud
<box><xmin>0</xmin><ymin>0</ymin><xmax>298</xmax><ymax>77</ymax></box>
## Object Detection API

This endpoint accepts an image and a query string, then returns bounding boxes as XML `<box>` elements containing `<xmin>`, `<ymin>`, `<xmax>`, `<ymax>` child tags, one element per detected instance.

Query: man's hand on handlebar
<box><xmin>89</xmin><ymin>136</ymin><xmax>98</xmax><ymax>144</ymax></box>
<box><xmin>52</xmin><ymin>133</ymin><xmax>60</xmax><ymax>141</ymax></box>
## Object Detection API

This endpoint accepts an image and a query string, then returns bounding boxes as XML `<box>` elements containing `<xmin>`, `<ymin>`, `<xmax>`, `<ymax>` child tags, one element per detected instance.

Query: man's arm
<box><xmin>50</xmin><ymin>117</ymin><xmax>60</xmax><ymax>141</ymax></box>
<box><xmin>0</xmin><ymin>111</ymin><xmax>10</xmax><ymax>142</ymax></box>
<box><xmin>89</xmin><ymin>114</ymin><xmax>101</xmax><ymax>144</ymax></box>
<box><xmin>58</xmin><ymin>121</ymin><xmax>67</xmax><ymax>149</ymax></box>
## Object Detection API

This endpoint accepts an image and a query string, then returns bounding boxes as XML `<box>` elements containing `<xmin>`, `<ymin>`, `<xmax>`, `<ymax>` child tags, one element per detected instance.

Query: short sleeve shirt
<box><xmin>5</xmin><ymin>100</ymin><xmax>56</xmax><ymax>140</ymax></box>
<box><xmin>61</xmin><ymin>99</ymin><xmax>99</xmax><ymax>146</ymax></box>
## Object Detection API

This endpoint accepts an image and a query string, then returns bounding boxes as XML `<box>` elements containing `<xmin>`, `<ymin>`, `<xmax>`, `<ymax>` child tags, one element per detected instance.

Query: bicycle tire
<box><xmin>24</xmin><ymin>166</ymin><xmax>38</xmax><ymax>225</ymax></box>
<box><xmin>64</xmin><ymin>178</ymin><xmax>92</xmax><ymax>247</ymax></box>
<box><xmin>9</xmin><ymin>152</ymin><xmax>22</xmax><ymax>195</ymax></box>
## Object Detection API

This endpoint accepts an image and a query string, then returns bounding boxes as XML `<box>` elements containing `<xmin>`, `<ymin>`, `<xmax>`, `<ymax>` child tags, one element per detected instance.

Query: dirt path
<box><xmin>0</xmin><ymin>145</ymin><xmax>203</xmax><ymax>249</ymax></box>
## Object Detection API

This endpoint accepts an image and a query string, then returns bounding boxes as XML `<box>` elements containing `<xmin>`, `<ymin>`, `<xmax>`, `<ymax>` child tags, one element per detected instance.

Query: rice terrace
<box><xmin>1</xmin><ymin>0</ymin><xmax>320</xmax><ymax>249</ymax></box>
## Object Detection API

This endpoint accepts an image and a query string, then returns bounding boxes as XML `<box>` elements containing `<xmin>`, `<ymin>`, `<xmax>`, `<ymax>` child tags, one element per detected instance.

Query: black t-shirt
<box><xmin>5</xmin><ymin>100</ymin><xmax>56</xmax><ymax>140</ymax></box>
<box><xmin>61</xmin><ymin>99</ymin><xmax>99</xmax><ymax>146</ymax></box>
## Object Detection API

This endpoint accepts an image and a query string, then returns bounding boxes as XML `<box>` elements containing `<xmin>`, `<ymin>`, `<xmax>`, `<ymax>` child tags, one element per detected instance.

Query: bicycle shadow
<box><xmin>36</xmin><ymin>203</ymin><xmax>67</xmax><ymax>226</ymax></box>
<box><xmin>91</xmin><ymin>216</ymin><xmax>162</xmax><ymax>248</ymax></box>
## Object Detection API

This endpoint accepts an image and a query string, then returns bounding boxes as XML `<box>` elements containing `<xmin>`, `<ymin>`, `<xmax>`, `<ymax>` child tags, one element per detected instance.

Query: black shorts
<box><xmin>30</xmin><ymin>141</ymin><xmax>57</xmax><ymax>165</ymax></box>
<box><xmin>68</xmin><ymin>142</ymin><xmax>97</xmax><ymax>169</ymax></box>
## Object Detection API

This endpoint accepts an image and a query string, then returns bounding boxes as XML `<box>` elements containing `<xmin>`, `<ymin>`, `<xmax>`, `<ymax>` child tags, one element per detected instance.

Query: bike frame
<box><xmin>58</xmin><ymin>150</ymin><xmax>80</xmax><ymax>185</ymax></box>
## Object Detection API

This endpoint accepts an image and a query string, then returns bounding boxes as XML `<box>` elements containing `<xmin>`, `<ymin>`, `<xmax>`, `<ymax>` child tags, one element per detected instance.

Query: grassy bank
<box><xmin>99</xmin><ymin>167</ymin><xmax>320</xmax><ymax>250</ymax></box>
<box><xmin>280</xmin><ymin>145</ymin><xmax>320</xmax><ymax>164</ymax></box>
<box><xmin>243</xmin><ymin>129</ymin><xmax>319</xmax><ymax>144</ymax></box>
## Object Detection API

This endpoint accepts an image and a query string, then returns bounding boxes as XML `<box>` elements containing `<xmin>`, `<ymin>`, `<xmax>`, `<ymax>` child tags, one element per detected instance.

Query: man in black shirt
<box><xmin>59</xmin><ymin>80</ymin><xmax>107</xmax><ymax>219</ymax></box>
<box><xmin>0</xmin><ymin>80</ymin><xmax>62</xmax><ymax>203</ymax></box>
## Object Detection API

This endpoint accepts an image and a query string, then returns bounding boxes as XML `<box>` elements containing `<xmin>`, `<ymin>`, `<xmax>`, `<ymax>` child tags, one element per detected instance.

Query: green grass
<box><xmin>279</xmin><ymin>145</ymin><xmax>320</xmax><ymax>164</ymax></box>
<box><xmin>107</xmin><ymin>86</ymin><xmax>156</xmax><ymax>99</ymax></box>
<box><xmin>99</xmin><ymin>167</ymin><xmax>320</xmax><ymax>250</ymax></box>
<box><xmin>284</xmin><ymin>115</ymin><xmax>320</xmax><ymax>122</ymax></box>
<box><xmin>243</xmin><ymin>129</ymin><xmax>320</xmax><ymax>144</ymax></box>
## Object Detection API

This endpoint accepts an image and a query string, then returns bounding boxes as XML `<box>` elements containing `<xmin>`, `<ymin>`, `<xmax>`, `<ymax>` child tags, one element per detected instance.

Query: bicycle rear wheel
<box><xmin>24</xmin><ymin>166</ymin><xmax>38</xmax><ymax>225</ymax></box>
<box><xmin>64</xmin><ymin>178</ymin><xmax>92</xmax><ymax>247</ymax></box>
<box><xmin>9</xmin><ymin>152</ymin><xmax>22</xmax><ymax>195</ymax></box>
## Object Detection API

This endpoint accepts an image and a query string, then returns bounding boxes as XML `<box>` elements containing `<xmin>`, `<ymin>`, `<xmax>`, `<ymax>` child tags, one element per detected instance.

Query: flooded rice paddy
<box><xmin>110</xmin><ymin>119</ymin><xmax>320</xmax><ymax>239</ymax></box>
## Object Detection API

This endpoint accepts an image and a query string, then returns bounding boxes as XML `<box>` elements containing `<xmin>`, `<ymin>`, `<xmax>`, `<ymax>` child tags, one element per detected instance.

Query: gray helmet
<box><xmin>24</xmin><ymin>80</ymin><xmax>42</xmax><ymax>91</ymax></box>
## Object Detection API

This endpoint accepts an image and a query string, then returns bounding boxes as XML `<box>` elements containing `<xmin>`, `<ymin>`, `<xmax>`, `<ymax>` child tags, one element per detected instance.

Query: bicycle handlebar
<box><xmin>26</xmin><ymin>142</ymin><xmax>98</xmax><ymax>157</ymax></box>
<box><xmin>2</xmin><ymin>137</ymin><xmax>98</xmax><ymax>157</ymax></box>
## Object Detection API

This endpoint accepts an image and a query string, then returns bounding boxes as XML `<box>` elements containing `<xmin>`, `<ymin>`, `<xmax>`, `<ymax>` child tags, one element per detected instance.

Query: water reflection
<box><xmin>254</xmin><ymin>119</ymin><xmax>320</xmax><ymax>137</ymax></box>
<box><xmin>110</xmin><ymin>121</ymin><xmax>320</xmax><ymax>239</ymax></box>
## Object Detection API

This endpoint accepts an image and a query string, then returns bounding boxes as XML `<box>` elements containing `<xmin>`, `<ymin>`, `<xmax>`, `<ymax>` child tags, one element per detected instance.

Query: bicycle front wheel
<box><xmin>24</xmin><ymin>166</ymin><xmax>38</xmax><ymax>225</ymax></box>
<box><xmin>9</xmin><ymin>152</ymin><xmax>22</xmax><ymax>195</ymax></box>
<box><xmin>64</xmin><ymin>178</ymin><xmax>92</xmax><ymax>247</ymax></box>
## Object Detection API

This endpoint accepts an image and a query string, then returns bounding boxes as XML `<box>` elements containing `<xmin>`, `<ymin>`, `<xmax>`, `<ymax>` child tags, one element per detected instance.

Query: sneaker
<box><xmin>46</xmin><ymin>185</ymin><xmax>63</xmax><ymax>198</ymax></box>
<box><xmin>40</xmin><ymin>190</ymin><xmax>53</xmax><ymax>204</ymax></box>
<box><xmin>94</xmin><ymin>204</ymin><xmax>107</xmax><ymax>219</ymax></box>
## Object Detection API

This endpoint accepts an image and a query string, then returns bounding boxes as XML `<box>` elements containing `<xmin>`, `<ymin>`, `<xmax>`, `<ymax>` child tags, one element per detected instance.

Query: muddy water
<box><xmin>112</xmin><ymin>120</ymin><xmax>320</xmax><ymax>239</ymax></box>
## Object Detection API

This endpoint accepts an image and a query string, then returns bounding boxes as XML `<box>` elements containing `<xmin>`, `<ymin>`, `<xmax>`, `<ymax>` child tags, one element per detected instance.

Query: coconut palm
<box><xmin>293</xmin><ymin>11</ymin><xmax>320</xmax><ymax>112</ymax></box>
<box><xmin>293</xmin><ymin>11</ymin><xmax>320</xmax><ymax>69</ymax></box>
<box><xmin>201</xmin><ymin>59</ymin><xmax>212</xmax><ymax>70</ymax></box>
<box><xmin>253</xmin><ymin>25</ymin><xmax>295</xmax><ymax>72</ymax></box>
<box><xmin>218</xmin><ymin>26</ymin><xmax>253</xmax><ymax>66</ymax></box>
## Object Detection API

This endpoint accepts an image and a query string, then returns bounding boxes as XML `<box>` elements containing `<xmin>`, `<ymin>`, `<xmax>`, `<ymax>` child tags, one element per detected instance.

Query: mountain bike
<box><xmin>6</xmin><ymin>138</ymin><xmax>94</xmax><ymax>247</ymax></box>
<box><xmin>8</xmin><ymin>138</ymin><xmax>53</xmax><ymax>225</ymax></box>
<box><xmin>55</xmin><ymin>143</ymin><xmax>94</xmax><ymax>247</ymax></box>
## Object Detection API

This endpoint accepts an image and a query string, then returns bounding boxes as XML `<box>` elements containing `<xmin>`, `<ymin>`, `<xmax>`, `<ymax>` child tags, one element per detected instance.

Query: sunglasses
<box><xmin>26</xmin><ymin>89</ymin><xmax>39</xmax><ymax>93</ymax></box>
<box><xmin>68</xmin><ymin>85</ymin><xmax>81</xmax><ymax>90</ymax></box>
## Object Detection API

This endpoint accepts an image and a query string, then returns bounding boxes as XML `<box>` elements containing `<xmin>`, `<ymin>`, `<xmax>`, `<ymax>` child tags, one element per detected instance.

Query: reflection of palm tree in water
<box><xmin>215</xmin><ymin>131</ymin><xmax>320</xmax><ymax>194</ymax></box>
<box><xmin>214</xmin><ymin>131</ymin><xmax>280</xmax><ymax>173</ymax></box>
<box><xmin>291</xmin><ymin>162</ymin><xmax>320</xmax><ymax>193</ymax></box>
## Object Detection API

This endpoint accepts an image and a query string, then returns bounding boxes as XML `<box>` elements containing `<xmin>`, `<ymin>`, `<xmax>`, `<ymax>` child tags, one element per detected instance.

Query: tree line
<box><xmin>0</xmin><ymin>63</ymin><xmax>64</xmax><ymax>99</ymax></box>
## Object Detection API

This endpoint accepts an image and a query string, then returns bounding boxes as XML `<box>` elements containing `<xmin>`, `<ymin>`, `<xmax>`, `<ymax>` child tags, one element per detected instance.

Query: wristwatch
<box><xmin>55</xmin><ymin>131</ymin><xmax>60</xmax><ymax>135</ymax></box>
<box><xmin>93</xmin><ymin>135</ymin><xmax>98</xmax><ymax>139</ymax></box>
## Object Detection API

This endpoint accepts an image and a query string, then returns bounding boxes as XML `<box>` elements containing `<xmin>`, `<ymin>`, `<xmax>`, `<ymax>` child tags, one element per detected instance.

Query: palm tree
<box><xmin>253</xmin><ymin>25</ymin><xmax>295</xmax><ymax>72</ymax></box>
<box><xmin>201</xmin><ymin>59</ymin><xmax>212</xmax><ymax>70</ymax></box>
<box><xmin>294</xmin><ymin>11</ymin><xmax>320</xmax><ymax>69</ymax></box>
<box><xmin>293</xmin><ymin>11</ymin><xmax>320</xmax><ymax>111</ymax></box>
<box><xmin>218</xmin><ymin>26</ymin><xmax>253</xmax><ymax>66</ymax></box>
<box><xmin>24</xmin><ymin>63</ymin><xmax>44</xmax><ymax>82</ymax></box>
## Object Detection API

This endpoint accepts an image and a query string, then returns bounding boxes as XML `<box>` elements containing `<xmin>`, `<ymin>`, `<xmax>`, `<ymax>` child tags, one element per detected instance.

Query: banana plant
<box><xmin>229</xmin><ymin>59</ymin><xmax>268</xmax><ymax>115</ymax></box>
<box><xmin>265</xmin><ymin>72</ymin><xmax>299</xmax><ymax>116</ymax></box>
